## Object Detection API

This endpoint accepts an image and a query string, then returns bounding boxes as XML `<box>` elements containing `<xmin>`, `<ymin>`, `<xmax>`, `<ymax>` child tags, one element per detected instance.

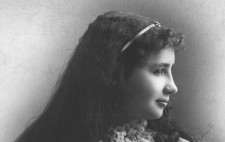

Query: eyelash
<box><xmin>153</xmin><ymin>68</ymin><xmax>174</xmax><ymax>75</ymax></box>
<box><xmin>154</xmin><ymin>69</ymin><xmax>165</xmax><ymax>75</ymax></box>
<box><xmin>171</xmin><ymin>67</ymin><xmax>174</xmax><ymax>73</ymax></box>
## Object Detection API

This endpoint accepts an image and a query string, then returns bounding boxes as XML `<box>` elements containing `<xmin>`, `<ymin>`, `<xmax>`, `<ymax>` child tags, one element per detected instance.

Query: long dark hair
<box><xmin>16</xmin><ymin>11</ymin><xmax>195</xmax><ymax>142</ymax></box>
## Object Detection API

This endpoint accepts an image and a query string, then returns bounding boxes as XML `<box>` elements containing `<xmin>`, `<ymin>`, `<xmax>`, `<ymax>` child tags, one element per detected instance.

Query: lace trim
<box><xmin>100</xmin><ymin>123</ymin><xmax>156</xmax><ymax>142</ymax></box>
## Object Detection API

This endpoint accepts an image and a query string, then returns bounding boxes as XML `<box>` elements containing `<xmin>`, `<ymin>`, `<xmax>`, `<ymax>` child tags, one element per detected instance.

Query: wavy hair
<box><xmin>16</xmin><ymin>11</ymin><xmax>195</xmax><ymax>142</ymax></box>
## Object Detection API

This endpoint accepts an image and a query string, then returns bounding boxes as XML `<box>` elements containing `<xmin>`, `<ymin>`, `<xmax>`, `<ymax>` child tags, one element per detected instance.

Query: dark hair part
<box><xmin>16</xmin><ymin>11</ymin><xmax>195</xmax><ymax>142</ymax></box>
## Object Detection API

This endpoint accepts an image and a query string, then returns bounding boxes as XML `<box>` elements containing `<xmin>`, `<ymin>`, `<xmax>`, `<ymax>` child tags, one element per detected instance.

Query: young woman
<box><xmin>16</xmin><ymin>11</ymin><xmax>195</xmax><ymax>142</ymax></box>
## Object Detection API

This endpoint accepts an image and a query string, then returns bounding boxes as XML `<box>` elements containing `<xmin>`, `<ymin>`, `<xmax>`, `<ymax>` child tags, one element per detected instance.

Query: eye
<box><xmin>172</xmin><ymin>64</ymin><xmax>176</xmax><ymax>71</ymax></box>
<box><xmin>154</xmin><ymin>68</ymin><xmax>164</xmax><ymax>75</ymax></box>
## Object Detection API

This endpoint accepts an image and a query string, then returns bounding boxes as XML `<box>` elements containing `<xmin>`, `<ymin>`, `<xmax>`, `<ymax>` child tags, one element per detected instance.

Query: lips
<box><xmin>156</xmin><ymin>99</ymin><xmax>169</xmax><ymax>103</ymax></box>
<box><xmin>156</xmin><ymin>99</ymin><xmax>169</xmax><ymax>107</ymax></box>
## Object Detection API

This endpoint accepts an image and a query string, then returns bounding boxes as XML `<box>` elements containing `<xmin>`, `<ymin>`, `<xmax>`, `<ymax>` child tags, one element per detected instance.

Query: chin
<box><xmin>152</xmin><ymin>113</ymin><xmax>163</xmax><ymax>119</ymax></box>
<box><xmin>146</xmin><ymin>110</ymin><xmax>163</xmax><ymax>120</ymax></box>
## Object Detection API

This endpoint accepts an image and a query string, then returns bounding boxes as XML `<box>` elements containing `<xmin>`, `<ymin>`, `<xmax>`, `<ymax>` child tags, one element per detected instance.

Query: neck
<box><xmin>106</xmin><ymin>84</ymin><xmax>148</xmax><ymax>129</ymax></box>
<box><xmin>129</xmin><ymin>119</ymin><xmax>148</xmax><ymax>128</ymax></box>
<box><xmin>110</xmin><ymin>103</ymin><xmax>148</xmax><ymax>129</ymax></box>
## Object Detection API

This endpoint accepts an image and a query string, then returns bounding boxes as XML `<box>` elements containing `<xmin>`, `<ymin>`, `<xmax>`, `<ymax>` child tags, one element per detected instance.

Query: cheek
<box><xmin>125</xmin><ymin>71</ymin><xmax>162</xmax><ymax>101</ymax></box>
<box><xmin>121</xmin><ymin>69</ymin><xmax>167</xmax><ymax>119</ymax></box>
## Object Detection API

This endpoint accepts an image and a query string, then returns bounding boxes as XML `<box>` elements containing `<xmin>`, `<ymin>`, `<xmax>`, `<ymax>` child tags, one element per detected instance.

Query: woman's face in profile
<box><xmin>120</xmin><ymin>48</ymin><xmax>178</xmax><ymax>119</ymax></box>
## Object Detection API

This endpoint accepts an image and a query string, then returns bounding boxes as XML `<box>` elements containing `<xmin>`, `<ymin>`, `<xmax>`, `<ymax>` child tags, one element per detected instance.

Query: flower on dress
<box><xmin>101</xmin><ymin>123</ymin><xmax>156</xmax><ymax>142</ymax></box>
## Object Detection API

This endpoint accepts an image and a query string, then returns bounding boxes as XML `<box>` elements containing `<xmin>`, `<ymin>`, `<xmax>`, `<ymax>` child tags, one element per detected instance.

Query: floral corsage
<box><xmin>100</xmin><ymin>122</ymin><xmax>156</xmax><ymax>142</ymax></box>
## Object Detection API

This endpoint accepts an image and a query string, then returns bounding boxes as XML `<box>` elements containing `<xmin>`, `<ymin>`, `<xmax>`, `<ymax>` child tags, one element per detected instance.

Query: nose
<box><xmin>163</xmin><ymin>77</ymin><xmax>178</xmax><ymax>95</ymax></box>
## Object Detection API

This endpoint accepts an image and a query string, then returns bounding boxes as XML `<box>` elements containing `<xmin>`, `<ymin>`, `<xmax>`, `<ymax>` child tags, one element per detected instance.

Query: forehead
<box><xmin>146</xmin><ymin>48</ymin><xmax>175</xmax><ymax>65</ymax></box>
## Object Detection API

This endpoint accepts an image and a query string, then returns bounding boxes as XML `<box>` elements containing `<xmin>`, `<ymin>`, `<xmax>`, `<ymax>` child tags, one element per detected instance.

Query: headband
<box><xmin>121</xmin><ymin>21</ymin><xmax>161</xmax><ymax>53</ymax></box>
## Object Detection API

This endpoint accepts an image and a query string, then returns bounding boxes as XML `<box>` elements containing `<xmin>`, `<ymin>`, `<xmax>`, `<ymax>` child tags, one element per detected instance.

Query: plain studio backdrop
<box><xmin>0</xmin><ymin>0</ymin><xmax>225</xmax><ymax>142</ymax></box>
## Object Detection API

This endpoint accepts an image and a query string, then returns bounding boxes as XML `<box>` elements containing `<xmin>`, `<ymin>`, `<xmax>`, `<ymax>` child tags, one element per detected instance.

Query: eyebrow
<box><xmin>151</xmin><ymin>62</ymin><xmax>173</xmax><ymax>68</ymax></box>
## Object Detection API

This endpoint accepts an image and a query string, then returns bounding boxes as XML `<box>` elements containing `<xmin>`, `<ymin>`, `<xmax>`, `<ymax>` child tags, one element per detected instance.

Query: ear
<box><xmin>117</xmin><ymin>63</ymin><xmax>133</xmax><ymax>95</ymax></box>
<box><xmin>118</xmin><ymin>62</ymin><xmax>126</xmax><ymax>87</ymax></box>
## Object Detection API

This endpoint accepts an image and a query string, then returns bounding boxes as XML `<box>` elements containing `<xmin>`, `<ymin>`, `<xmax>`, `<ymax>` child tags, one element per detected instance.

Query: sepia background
<box><xmin>0</xmin><ymin>0</ymin><xmax>225</xmax><ymax>141</ymax></box>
